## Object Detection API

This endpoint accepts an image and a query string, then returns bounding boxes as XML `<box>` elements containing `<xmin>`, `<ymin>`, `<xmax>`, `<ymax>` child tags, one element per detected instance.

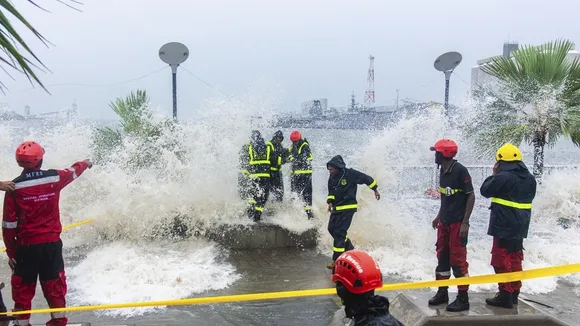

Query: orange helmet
<box><xmin>15</xmin><ymin>141</ymin><xmax>45</xmax><ymax>168</ymax></box>
<box><xmin>331</xmin><ymin>250</ymin><xmax>383</xmax><ymax>294</ymax></box>
<box><xmin>430</xmin><ymin>139</ymin><xmax>458</xmax><ymax>158</ymax></box>
<box><xmin>290</xmin><ymin>130</ymin><xmax>302</xmax><ymax>142</ymax></box>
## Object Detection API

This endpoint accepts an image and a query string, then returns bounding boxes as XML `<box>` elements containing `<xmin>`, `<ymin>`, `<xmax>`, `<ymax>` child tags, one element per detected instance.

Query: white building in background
<box><xmin>470</xmin><ymin>41</ymin><xmax>580</xmax><ymax>90</ymax></box>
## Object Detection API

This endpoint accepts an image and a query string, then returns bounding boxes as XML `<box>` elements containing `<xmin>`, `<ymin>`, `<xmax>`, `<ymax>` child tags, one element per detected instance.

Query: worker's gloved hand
<box><xmin>431</xmin><ymin>216</ymin><xmax>439</xmax><ymax>230</ymax></box>
<box><xmin>327</xmin><ymin>204</ymin><xmax>333</xmax><ymax>213</ymax></box>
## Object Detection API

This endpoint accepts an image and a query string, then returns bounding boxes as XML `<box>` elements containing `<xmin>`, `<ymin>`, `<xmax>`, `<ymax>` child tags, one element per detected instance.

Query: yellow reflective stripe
<box><xmin>368</xmin><ymin>180</ymin><xmax>377</xmax><ymax>189</ymax></box>
<box><xmin>292</xmin><ymin>170</ymin><xmax>312</xmax><ymax>174</ymax></box>
<box><xmin>439</xmin><ymin>187</ymin><xmax>463</xmax><ymax>195</ymax></box>
<box><xmin>333</xmin><ymin>247</ymin><xmax>345</xmax><ymax>253</ymax></box>
<box><xmin>335</xmin><ymin>204</ymin><xmax>358</xmax><ymax>211</ymax></box>
<box><xmin>270</xmin><ymin>167</ymin><xmax>280</xmax><ymax>171</ymax></box>
<box><xmin>248</xmin><ymin>145</ymin><xmax>271</xmax><ymax>165</ymax></box>
<box><xmin>249</xmin><ymin>174</ymin><xmax>270</xmax><ymax>178</ymax></box>
<box><xmin>327</xmin><ymin>195</ymin><xmax>335</xmax><ymax>200</ymax></box>
<box><xmin>304</xmin><ymin>206</ymin><xmax>312</xmax><ymax>211</ymax></box>
<box><xmin>248</xmin><ymin>199</ymin><xmax>256</xmax><ymax>204</ymax></box>
<box><xmin>298</xmin><ymin>142</ymin><xmax>307</xmax><ymax>155</ymax></box>
<box><xmin>250</xmin><ymin>160</ymin><xmax>270</xmax><ymax>165</ymax></box>
<box><xmin>255</xmin><ymin>206</ymin><xmax>264</xmax><ymax>212</ymax></box>
<box><xmin>277</xmin><ymin>156</ymin><xmax>282</xmax><ymax>165</ymax></box>
<box><xmin>490</xmin><ymin>197</ymin><xmax>532</xmax><ymax>209</ymax></box>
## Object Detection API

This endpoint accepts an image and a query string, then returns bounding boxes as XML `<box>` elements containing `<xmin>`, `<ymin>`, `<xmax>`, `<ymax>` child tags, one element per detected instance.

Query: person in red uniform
<box><xmin>2</xmin><ymin>141</ymin><xmax>93</xmax><ymax>326</ymax></box>
<box><xmin>428</xmin><ymin>139</ymin><xmax>475</xmax><ymax>312</ymax></box>
<box><xmin>480</xmin><ymin>143</ymin><xmax>536</xmax><ymax>308</ymax></box>
<box><xmin>331</xmin><ymin>250</ymin><xmax>403</xmax><ymax>326</ymax></box>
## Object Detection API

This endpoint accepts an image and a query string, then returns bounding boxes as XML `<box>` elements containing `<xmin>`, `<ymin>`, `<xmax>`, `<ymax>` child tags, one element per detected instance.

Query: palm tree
<box><xmin>465</xmin><ymin>39</ymin><xmax>580</xmax><ymax>179</ymax></box>
<box><xmin>0</xmin><ymin>0</ymin><xmax>82</xmax><ymax>92</ymax></box>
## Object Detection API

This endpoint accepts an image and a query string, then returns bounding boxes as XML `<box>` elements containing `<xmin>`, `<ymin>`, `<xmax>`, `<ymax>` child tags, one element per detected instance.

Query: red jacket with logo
<box><xmin>2</xmin><ymin>161</ymin><xmax>90</xmax><ymax>259</ymax></box>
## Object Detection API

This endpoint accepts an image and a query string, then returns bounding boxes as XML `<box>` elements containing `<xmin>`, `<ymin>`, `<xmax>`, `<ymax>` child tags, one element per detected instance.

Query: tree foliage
<box><xmin>0</xmin><ymin>0</ymin><xmax>82</xmax><ymax>92</ymax></box>
<box><xmin>92</xmin><ymin>89</ymin><xmax>180</xmax><ymax>169</ymax></box>
<box><xmin>462</xmin><ymin>39</ymin><xmax>580</xmax><ymax>178</ymax></box>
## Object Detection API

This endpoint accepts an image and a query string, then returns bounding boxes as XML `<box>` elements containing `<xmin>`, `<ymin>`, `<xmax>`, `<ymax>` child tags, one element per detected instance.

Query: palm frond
<box><xmin>0</xmin><ymin>0</ymin><xmax>83</xmax><ymax>93</ymax></box>
<box><xmin>468</xmin><ymin>38</ymin><xmax>580</xmax><ymax>178</ymax></box>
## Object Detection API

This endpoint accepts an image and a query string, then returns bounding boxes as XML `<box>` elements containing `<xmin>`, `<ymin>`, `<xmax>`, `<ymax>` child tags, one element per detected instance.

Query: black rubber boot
<box><xmin>446</xmin><ymin>290</ymin><xmax>470</xmax><ymax>312</ymax></box>
<box><xmin>486</xmin><ymin>290</ymin><xmax>514</xmax><ymax>308</ymax></box>
<box><xmin>307</xmin><ymin>211</ymin><xmax>314</xmax><ymax>220</ymax></box>
<box><xmin>512</xmin><ymin>290</ymin><xmax>519</xmax><ymax>304</ymax></box>
<box><xmin>428</xmin><ymin>288</ymin><xmax>449</xmax><ymax>305</ymax></box>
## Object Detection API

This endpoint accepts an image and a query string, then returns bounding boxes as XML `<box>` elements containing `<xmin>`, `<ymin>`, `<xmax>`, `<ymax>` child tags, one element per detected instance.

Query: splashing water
<box><xmin>1</xmin><ymin>89</ymin><xmax>580</xmax><ymax>317</ymax></box>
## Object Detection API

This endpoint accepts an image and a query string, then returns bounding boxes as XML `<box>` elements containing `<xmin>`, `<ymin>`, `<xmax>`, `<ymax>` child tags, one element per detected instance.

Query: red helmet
<box><xmin>331</xmin><ymin>250</ymin><xmax>383</xmax><ymax>294</ymax></box>
<box><xmin>15</xmin><ymin>141</ymin><xmax>45</xmax><ymax>168</ymax></box>
<box><xmin>290</xmin><ymin>130</ymin><xmax>302</xmax><ymax>142</ymax></box>
<box><xmin>430</xmin><ymin>139</ymin><xmax>458</xmax><ymax>158</ymax></box>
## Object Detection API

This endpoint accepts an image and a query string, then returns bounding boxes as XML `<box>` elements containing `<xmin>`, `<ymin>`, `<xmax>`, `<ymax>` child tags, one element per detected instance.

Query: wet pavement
<box><xmin>0</xmin><ymin>247</ymin><xmax>578</xmax><ymax>326</ymax></box>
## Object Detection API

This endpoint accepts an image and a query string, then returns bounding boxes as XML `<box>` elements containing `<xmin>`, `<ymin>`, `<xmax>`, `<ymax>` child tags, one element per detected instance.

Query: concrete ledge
<box><xmin>389</xmin><ymin>292</ymin><xmax>569</xmax><ymax>326</ymax></box>
<box><xmin>205</xmin><ymin>223</ymin><xmax>318</xmax><ymax>249</ymax></box>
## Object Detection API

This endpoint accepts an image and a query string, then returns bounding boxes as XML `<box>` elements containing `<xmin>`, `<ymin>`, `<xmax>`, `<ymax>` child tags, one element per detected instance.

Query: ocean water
<box><xmin>0</xmin><ymin>98</ymin><xmax>579</xmax><ymax>324</ymax></box>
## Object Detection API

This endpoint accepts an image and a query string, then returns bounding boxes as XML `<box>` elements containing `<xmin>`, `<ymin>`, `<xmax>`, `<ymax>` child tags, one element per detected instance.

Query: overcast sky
<box><xmin>1</xmin><ymin>0</ymin><xmax>578</xmax><ymax>120</ymax></box>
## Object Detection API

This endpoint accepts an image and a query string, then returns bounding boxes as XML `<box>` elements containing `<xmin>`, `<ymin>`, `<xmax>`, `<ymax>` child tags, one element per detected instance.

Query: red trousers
<box><xmin>435</xmin><ymin>221</ymin><xmax>469</xmax><ymax>291</ymax></box>
<box><xmin>11</xmin><ymin>240</ymin><xmax>68</xmax><ymax>326</ymax></box>
<box><xmin>490</xmin><ymin>237</ymin><xmax>524</xmax><ymax>293</ymax></box>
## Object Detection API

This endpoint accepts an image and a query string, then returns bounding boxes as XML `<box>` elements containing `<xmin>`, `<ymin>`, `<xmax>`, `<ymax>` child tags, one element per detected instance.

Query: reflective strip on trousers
<box><xmin>51</xmin><ymin>312</ymin><xmax>66</xmax><ymax>318</ymax></box>
<box><xmin>304</xmin><ymin>206</ymin><xmax>312</xmax><ymax>211</ymax></box>
<box><xmin>249</xmin><ymin>173</ymin><xmax>270</xmax><ymax>178</ymax></box>
<box><xmin>490</xmin><ymin>197</ymin><xmax>532</xmax><ymax>209</ymax></box>
<box><xmin>333</xmin><ymin>236</ymin><xmax>348</xmax><ymax>253</ymax></box>
<box><xmin>436</xmin><ymin>271</ymin><xmax>451</xmax><ymax>277</ymax></box>
<box><xmin>255</xmin><ymin>206</ymin><xmax>263</xmax><ymax>212</ymax></box>
<box><xmin>14</xmin><ymin>320</ymin><xmax>29</xmax><ymax>325</ymax></box>
<box><xmin>292</xmin><ymin>170</ymin><xmax>312</xmax><ymax>174</ymax></box>
<box><xmin>335</xmin><ymin>204</ymin><xmax>357</xmax><ymax>211</ymax></box>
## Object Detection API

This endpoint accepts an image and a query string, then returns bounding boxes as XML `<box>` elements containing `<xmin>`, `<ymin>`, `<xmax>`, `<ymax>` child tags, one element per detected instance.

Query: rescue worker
<box><xmin>288</xmin><ymin>130</ymin><xmax>314</xmax><ymax>219</ymax></box>
<box><xmin>266</xmin><ymin>130</ymin><xmax>289</xmax><ymax>202</ymax></box>
<box><xmin>428</xmin><ymin>139</ymin><xmax>475</xmax><ymax>312</ymax></box>
<box><xmin>331</xmin><ymin>250</ymin><xmax>403</xmax><ymax>326</ymax></box>
<box><xmin>242</xmin><ymin>130</ymin><xmax>271</xmax><ymax>222</ymax></box>
<box><xmin>326</xmin><ymin>155</ymin><xmax>379</xmax><ymax>270</ymax></box>
<box><xmin>2</xmin><ymin>141</ymin><xmax>92</xmax><ymax>326</ymax></box>
<box><xmin>480</xmin><ymin>143</ymin><xmax>536</xmax><ymax>309</ymax></box>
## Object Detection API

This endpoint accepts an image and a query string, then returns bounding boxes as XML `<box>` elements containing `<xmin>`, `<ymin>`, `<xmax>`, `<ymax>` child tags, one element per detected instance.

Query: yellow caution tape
<box><xmin>0</xmin><ymin>219</ymin><xmax>94</xmax><ymax>253</ymax></box>
<box><xmin>1</xmin><ymin>262</ymin><xmax>579</xmax><ymax>316</ymax></box>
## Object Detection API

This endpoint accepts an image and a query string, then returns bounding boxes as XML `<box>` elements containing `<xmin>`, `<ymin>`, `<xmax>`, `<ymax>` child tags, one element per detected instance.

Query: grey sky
<box><xmin>2</xmin><ymin>0</ymin><xmax>579</xmax><ymax>120</ymax></box>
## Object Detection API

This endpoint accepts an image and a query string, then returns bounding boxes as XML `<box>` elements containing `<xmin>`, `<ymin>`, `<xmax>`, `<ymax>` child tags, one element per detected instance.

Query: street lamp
<box><xmin>433</xmin><ymin>51</ymin><xmax>462</xmax><ymax>117</ymax></box>
<box><xmin>159</xmin><ymin>42</ymin><xmax>189</xmax><ymax>119</ymax></box>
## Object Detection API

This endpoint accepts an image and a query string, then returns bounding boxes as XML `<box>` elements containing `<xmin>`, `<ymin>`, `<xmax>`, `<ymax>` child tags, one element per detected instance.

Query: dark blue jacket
<box><xmin>480</xmin><ymin>161</ymin><xmax>537</xmax><ymax>239</ymax></box>
<box><xmin>327</xmin><ymin>155</ymin><xmax>377</xmax><ymax>213</ymax></box>
<box><xmin>349</xmin><ymin>295</ymin><xmax>404</xmax><ymax>326</ymax></box>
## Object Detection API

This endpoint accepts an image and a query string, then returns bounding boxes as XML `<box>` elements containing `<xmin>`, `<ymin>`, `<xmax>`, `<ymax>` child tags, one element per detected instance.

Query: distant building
<box><xmin>470</xmin><ymin>41</ymin><xmax>580</xmax><ymax>90</ymax></box>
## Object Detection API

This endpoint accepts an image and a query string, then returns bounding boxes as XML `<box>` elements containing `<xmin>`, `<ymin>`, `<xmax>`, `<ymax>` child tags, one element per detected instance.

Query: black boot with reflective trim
<box><xmin>446</xmin><ymin>290</ymin><xmax>469</xmax><ymax>312</ymax></box>
<box><xmin>486</xmin><ymin>290</ymin><xmax>513</xmax><ymax>308</ymax></box>
<box><xmin>428</xmin><ymin>287</ymin><xmax>449</xmax><ymax>305</ymax></box>
<box><xmin>512</xmin><ymin>290</ymin><xmax>520</xmax><ymax>304</ymax></box>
